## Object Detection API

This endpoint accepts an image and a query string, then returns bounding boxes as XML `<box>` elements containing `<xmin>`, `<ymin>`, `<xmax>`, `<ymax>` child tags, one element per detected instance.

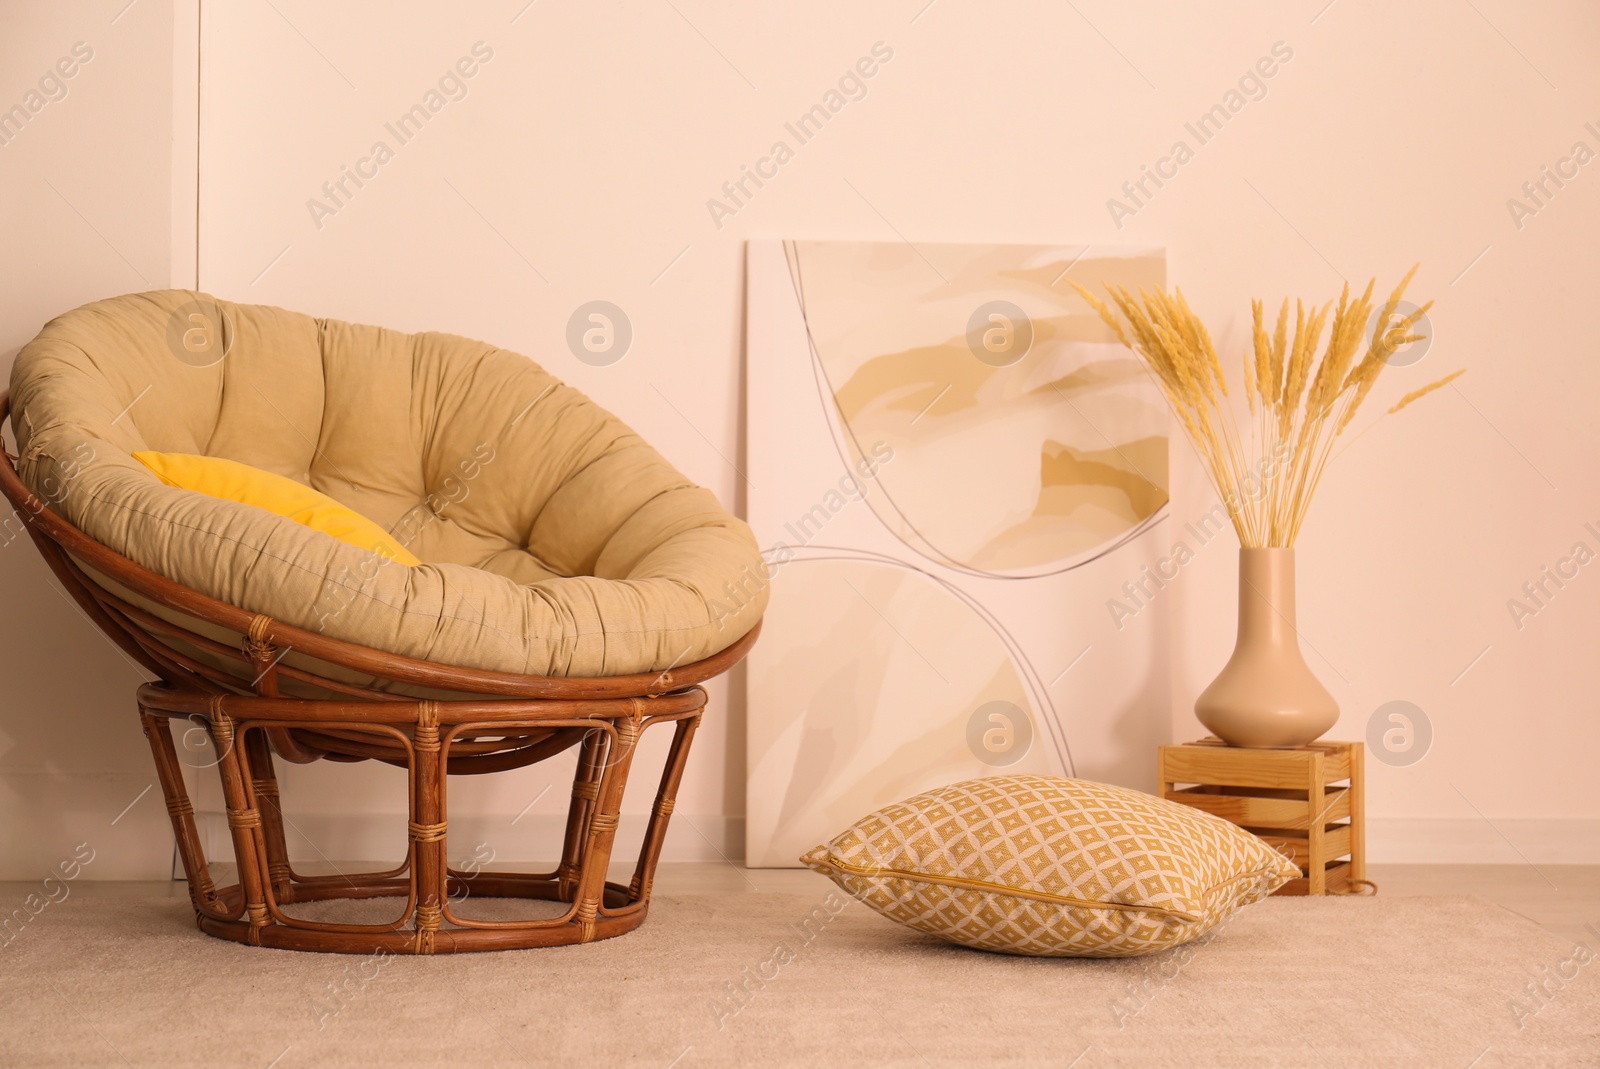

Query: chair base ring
<box><xmin>195</xmin><ymin>879</ymin><xmax>650</xmax><ymax>954</ymax></box>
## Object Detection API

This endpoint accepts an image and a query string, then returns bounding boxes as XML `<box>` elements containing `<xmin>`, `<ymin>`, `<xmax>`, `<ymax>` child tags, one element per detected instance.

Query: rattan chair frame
<box><xmin>0</xmin><ymin>391</ymin><xmax>759</xmax><ymax>953</ymax></box>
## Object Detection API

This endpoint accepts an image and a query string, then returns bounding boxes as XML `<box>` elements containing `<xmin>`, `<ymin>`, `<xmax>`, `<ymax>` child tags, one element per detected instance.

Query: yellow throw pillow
<box><xmin>133</xmin><ymin>452</ymin><xmax>421</xmax><ymax>567</ymax></box>
<box><xmin>802</xmin><ymin>774</ymin><xmax>1299</xmax><ymax>958</ymax></box>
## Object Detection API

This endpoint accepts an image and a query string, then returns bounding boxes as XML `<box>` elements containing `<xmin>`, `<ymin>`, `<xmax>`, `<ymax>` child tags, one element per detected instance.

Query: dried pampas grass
<box><xmin>1071</xmin><ymin>268</ymin><xmax>1461</xmax><ymax>547</ymax></box>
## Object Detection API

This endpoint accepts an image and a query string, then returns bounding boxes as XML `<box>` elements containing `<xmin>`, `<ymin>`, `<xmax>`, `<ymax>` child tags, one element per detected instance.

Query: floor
<box><xmin>5</xmin><ymin>863</ymin><xmax>1596</xmax><ymax>1066</ymax></box>
<box><xmin>15</xmin><ymin>862</ymin><xmax>1598</xmax><ymax>944</ymax></box>
<box><xmin>1367</xmin><ymin>864</ymin><xmax>1600</xmax><ymax>945</ymax></box>
<box><xmin>11</xmin><ymin>883</ymin><xmax>1597</xmax><ymax>1068</ymax></box>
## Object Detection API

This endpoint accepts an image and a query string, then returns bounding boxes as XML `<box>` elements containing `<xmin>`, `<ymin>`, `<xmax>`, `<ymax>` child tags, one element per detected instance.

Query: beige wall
<box><xmin>2</xmin><ymin>0</ymin><xmax>1596</xmax><ymax>878</ymax></box>
<box><xmin>0</xmin><ymin>0</ymin><xmax>193</xmax><ymax>879</ymax></box>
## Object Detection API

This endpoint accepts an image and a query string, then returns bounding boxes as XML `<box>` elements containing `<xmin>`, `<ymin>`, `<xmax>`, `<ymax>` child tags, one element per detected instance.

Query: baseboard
<box><xmin>194</xmin><ymin>812</ymin><xmax>749</xmax><ymax>868</ymax></box>
<box><xmin>1367</xmin><ymin>818</ymin><xmax>1600</xmax><ymax>865</ymax></box>
<box><xmin>94</xmin><ymin>814</ymin><xmax>1600</xmax><ymax>878</ymax></box>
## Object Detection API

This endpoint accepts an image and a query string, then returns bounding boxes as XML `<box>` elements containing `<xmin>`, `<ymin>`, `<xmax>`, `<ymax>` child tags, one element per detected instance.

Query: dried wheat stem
<box><xmin>1072</xmin><ymin>269</ymin><xmax>1459</xmax><ymax>547</ymax></box>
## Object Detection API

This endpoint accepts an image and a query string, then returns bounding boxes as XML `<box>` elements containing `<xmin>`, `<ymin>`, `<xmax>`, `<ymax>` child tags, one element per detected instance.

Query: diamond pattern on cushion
<box><xmin>801</xmin><ymin>774</ymin><xmax>1300</xmax><ymax>958</ymax></box>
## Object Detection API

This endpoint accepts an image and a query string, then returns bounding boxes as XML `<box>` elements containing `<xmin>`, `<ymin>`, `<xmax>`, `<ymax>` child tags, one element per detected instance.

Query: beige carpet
<box><xmin>2</xmin><ymin>892</ymin><xmax>1596</xmax><ymax>1067</ymax></box>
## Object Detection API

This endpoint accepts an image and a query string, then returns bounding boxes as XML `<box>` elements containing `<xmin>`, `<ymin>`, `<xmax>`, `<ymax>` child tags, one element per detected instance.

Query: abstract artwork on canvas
<box><xmin>745</xmin><ymin>240</ymin><xmax>1170</xmax><ymax>867</ymax></box>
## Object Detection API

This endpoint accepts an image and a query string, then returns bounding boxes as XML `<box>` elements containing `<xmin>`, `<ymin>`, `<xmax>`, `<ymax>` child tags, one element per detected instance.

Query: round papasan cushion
<box><xmin>9</xmin><ymin>291</ymin><xmax>766</xmax><ymax>679</ymax></box>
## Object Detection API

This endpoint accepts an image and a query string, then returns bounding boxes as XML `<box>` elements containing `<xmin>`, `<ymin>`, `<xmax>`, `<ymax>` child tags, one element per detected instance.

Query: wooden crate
<box><xmin>1157</xmin><ymin>738</ymin><xmax>1366</xmax><ymax>896</ymax></box>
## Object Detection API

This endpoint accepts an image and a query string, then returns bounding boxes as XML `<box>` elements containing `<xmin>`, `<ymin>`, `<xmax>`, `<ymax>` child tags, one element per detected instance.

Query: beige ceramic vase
<box><xmin>1195</xmin><ymin>547</ymin><xmax>1338</xmax><ymax>748</ymax></box>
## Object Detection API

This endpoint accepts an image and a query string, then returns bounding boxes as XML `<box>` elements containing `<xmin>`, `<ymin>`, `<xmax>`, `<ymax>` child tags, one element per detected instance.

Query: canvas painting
<box><xmin>745</xmin><ymin>240</ymin><xmax>1170</xmax><ymax>867</ymax></box>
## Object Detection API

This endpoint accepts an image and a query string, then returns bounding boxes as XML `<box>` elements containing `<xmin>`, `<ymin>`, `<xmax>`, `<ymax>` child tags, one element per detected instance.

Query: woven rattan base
<box><xmin>139</xmin><ymin>682</ymin><xmax>710</xmax><ymax>954</ymax></box>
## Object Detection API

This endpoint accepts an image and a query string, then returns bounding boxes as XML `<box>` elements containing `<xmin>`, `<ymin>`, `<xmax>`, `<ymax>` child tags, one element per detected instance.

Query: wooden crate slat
<box><xmin>1179</xmin><ymin>737</ymin><xmax>1352</xmax><ymax>785</ymax></box>
<box><xmin>1163</xmin><ymin>787</ymin><xmax>1304</xmax><ymax>827</ymax></box>
<box><xmin>1160</xmin><ymin>747</ymin><xmax>1318</xmax><ymax>791</ymax></box>
<box><xmin>1165</xmin><ymin>785</ymin><xmax>1350</xmax><ymax>829</ymax></box>
<box><xmin>1164</xmin><ymin>788</ymin><xmax>1280</xmax><ymax>824</ymax></box>
<box><xmin>1275</xmin><ymin>861</ymin><xmax>1351</xmax><ymax>897</ymax></box>
<box><xmin>1310</xmin><ymin>786</ymin><xmax>1353</xmax><ymax>828</ymax></box>
<box><xmin>1206</xmin><ymin>785</ymin><xmax>1350</xmax><ymax>801</ymax></box>
<box><xmin>1256</xmin><ymin>825</ymin><xmax>1352</xmax><ymax>868</ymax></box>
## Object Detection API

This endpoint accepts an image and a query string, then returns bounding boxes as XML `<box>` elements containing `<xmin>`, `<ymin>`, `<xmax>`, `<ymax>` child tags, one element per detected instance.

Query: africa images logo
<box><xmin>705</xmin><ymin>42</ymin><xmax>894</xmax><ymax>228</ymax></box>
<box><xmin>306</xmin><ymin>42</ymin><xmax>494</xmax><ymax>230</ymax></box>
<box><xmin>1105</xmin><ymin>41</ymin><xmax>1294</xmax><ymax>229</ymax></box>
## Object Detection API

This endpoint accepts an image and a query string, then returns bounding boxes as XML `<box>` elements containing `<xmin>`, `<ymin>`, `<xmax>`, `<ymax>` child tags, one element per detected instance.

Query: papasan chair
<box><xmin>1</xmin><ymin>291</ymin><xmax>765</xmax><ymax>954</ymax></box>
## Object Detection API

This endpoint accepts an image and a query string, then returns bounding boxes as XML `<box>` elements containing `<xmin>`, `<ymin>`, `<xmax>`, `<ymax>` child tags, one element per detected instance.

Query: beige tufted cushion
<box><xmin>9</xmin><ymin>291</ymin><xmax>765</xmax><ymax>677</ymax></box>
<box><xmin>802</xmin><ymin>774</ymin><xmax>1299</xmax><ymax>957</ymax></box>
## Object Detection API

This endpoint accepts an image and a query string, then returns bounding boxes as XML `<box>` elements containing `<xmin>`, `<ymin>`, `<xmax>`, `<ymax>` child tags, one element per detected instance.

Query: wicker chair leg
<box><xmin>409</xmin><ymin>704</ymin><xmax>446</xmax><ymax>954</ymax></box>
<box><xmin>557</xmin><ymin>729</ymin><xmax>607</xmax><ymax>902</ymax></box>
<box><xmin>628</xmin><ymin>712</ymin><xmax>701</xmax><ymax>903</ymax></box>
<box><xmin>569</xmin><ymin>720</ymin><xmax>640</xmax><ymax>942</ymax></box>
<box><xmin>243</xmin><ymin>730</ymin><xmax>293</xmax><ymax>900</ymax></box>
<box><xmin>141</xmin><ymin>707</ymin><xmax>224</xmax><ymax>917</ymax></box>
<box><xmin>209</xmin><ymin>700</ymin><xmax>272</xmax><ymax>943</ymax></box>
